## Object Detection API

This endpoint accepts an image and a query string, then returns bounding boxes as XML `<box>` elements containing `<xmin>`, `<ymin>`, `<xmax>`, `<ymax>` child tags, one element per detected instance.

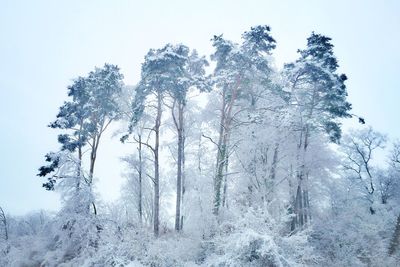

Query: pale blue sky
<box><xmin>0</xmin><ymin>0</ymin><xmax>399</xmax><ymax>215</ymax></box>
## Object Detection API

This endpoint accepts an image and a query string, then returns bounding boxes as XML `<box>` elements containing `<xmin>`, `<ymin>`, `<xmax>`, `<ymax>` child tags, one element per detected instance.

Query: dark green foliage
<box><xmin>242</xmin><ymin>25</ymin><xmax>276</xmax><ymax>54</ymax></box>
<box><xmin>38</xmin><ymin>64</ymin><xmax>124</xmax><ymax>190</ymax></box>
<box><xmin>128</xmin><ymin>44</ymin><xmax>210</xmax><ymax>132</ymax></box>
<box><xmin>211</xmin><ymin>25</ymin><xmax>277</xmax><ymax>102</ymax></box>
<box><xmin>299</xmin><ymin>32</ymin><xmax>337</xmax><ymax>71</ymax></box>
<box><xmin>324</xmin><ymin>121</ymin><xmax>342</xmax><ymax>143</ymax></box>
<box><xmin>285</xmin><ymin>32</ymin><xmax>352</xmax><ymax>142</ymax></box>
<box><xmin>38</xmin><ymin>153</ymin><xmax>60</xmax><ymax>190</ymax></box>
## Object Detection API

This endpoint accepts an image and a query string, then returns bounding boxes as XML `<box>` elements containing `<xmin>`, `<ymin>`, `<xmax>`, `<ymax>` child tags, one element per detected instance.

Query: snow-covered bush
<box><xmin>203</xmin><ymin>207</ymin><xmax>317</xmax><ymax>267</ymax></box>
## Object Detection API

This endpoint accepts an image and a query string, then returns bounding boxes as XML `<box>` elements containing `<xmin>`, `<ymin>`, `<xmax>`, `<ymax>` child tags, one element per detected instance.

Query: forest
<box><xmin>1</xmin><ymin>25</ymin><xmax>400</xmax><ymax>266</ymax></box>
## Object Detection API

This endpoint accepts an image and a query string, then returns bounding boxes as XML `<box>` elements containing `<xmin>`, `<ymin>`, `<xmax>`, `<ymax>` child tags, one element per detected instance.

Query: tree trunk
<box><xmin>292</xmin><ymin>126</ymin><xmax>311</xmax><ymax>230</ymax></box>
<box><xmin>76</xmin><ymin>121</ymin><xmax>83</xmax><ymax>191</ymax></box>
<box><xmin>153</xmin><ymin>92</ymin><xmax>162</xmax><ymax>237</ymax></box>
<box><xmin>181</xmin><ymin>135</ymin><xmax>185</xmax><ymax>230</ymax></box>
<box><xmin>213</xmin><ymin>76</ymin><xmax>241</xmax><ymax>215</ymax></box>
<box><xmin>222</xmin><ymin>148</ymin><xmax>229</xmax><ymax>208</ymax></box>
<box><xmin>77</xmin><ymin>145</ymin><xmax>82</xmax><ymax>190</ymax></box>
<box><xmin>213</xmin><ymin>89</ymin><xmax>227</xmax><ymax>215</ymax></box>
<box><xmin>214</xmin><ymin>142</ymin><xmax>227</xmax><ymax>214</ymax></box>
<box><xmin>138</xmin><ymin>134</ymin><xmax>143</xmax><ymax>225</ymax></box>
<box><xmin>175</xmin><ymin>102</ymin><xmax>184</xmax><ymax>231</ymax></box>
<box><xmin>89</xmin><ymin>136</ymin><xmax>97</xmax><ymax>185</ymax></box>
<box><xmin>389</xmin><ymin>214</ymin><xmax>400</xmax><ymax>255</ymax></box>
<box><xmin>269</xmin><ymin>143</ymin><xmax>279</xmax><ymax>182</ymax></box>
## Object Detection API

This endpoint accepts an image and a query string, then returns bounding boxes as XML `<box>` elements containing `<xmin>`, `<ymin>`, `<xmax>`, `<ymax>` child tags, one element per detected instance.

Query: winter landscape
<box><xmin>1</xmin><ymin>1</ymin><xmax>400</xmax><ymax>266</ymax></box>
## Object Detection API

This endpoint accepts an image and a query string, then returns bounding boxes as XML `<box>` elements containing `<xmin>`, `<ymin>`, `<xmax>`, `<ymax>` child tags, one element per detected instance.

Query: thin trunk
<box><xmin>153</xmin><ymin>92</ymin><xmax>162</xmax><ymax>237</ymax></box>
<box><xmin>92</xmin><ymin>202</ymin><xmax>97</xmax><ymax>216</ymax></box>
<box><xmin>302</xmin><ymin>126</ymin><xmax>310</xmax><ymax>225</ymax></box>
<box><xmin>89</xmin><ymin>135</ymin><xmax>97</xmax><ymax>184</ymax></box>
<box><xmin>213</xmin><ymin>75</ymin><xmax>241</xmax><ymax>215</ymax></box>
<box><xmin>222</xmin><ymin>148</ymin><xmax>229</xmax><ymax>208</ymax></box>
<box><xmin>76</xmin><ymin>121</ymin><xmax>83</xmax><ymax>191</ymax></box>
<box><xmin>175</xmin><ymin>102</ymin><xmax>184</xmax><ymax>231</ymax></box>
<box><xmin>304</xmin><ymin>172</ymin><xmax>311</xmax><ymax>223</ymax></box>
<box><xmin>180</xmin><ymin>124</ymin><xmax>186</xmax><ymax>230</ymax></box>
<box><xmin>138</xmin><ymin>134</ymin><xmax>143</xmax><ymax>225</ymax></box>
<box><xmin>213</xmin><ymin>89</ymin><xmax>227</xmax><ymax>215</ymax></box>
<box><xmin>389</xmin><ymin>214</ymin><xmax>400</xmax><ymax>255</ymax></box>
<box><xmin>267</xmin><ymin>143</ymin><xmax>279</xmax><ymax>203</ymax></box>
<box><xmin>88</xmin><ymin>132</ymin><xmax>102</xmax><ymax>215</ymax></box>
<box><xmin>303</xmin><ymin>189</ymin><xmax>308</xmax><ymax>225</ymax></box>
<box><xmin>294</xmin><ymin>170</ymin><xmax>306</xmax><ymax>229</ymax></box>
<box><xmin>214</xmin><ymin>141</ymin><xmax>227</xmax><ymax>214</ymax></box>
<box><xmin>77</xmin><ymin>145</ymin><xmax>82</xmax><ymax>190</ymax></box>
<box><xmin>198</xmin><ymin>134</ymin><xmax>202</xmax><ymax>173</ymax></box>
<box><xmin>269</xmin><ymin>143</ymin><xmax>279</xmax><ymax>182</ymax></box>
<box><xmin>289</xmin><ymin>165</ymin><xmax>296</xmax><ymax>232</ymax></box>
<box><xmin>181</xmin><ymin>135</ymin><xmax>185</xmax><ymax>230</ymax></box>
<box><xmin>296</xmin><ymin>184</ymin><xmax>304</xmax><ymax>228</ymax></box>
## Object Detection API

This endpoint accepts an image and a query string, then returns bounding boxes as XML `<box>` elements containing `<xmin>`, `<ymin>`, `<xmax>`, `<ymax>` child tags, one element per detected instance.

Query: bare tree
<box><xmin>341</xmin><ymin>127</ymin><xmax>386</xmax><ymax>213</ymax></box>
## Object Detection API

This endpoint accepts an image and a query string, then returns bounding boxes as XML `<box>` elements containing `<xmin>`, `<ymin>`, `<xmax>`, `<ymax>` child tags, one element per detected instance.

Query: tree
<box><xmin>341</xmin><ymin>127</ymin><xmax>387</xmax><ymax>213</ymax></box>
<box><xmin>210</xmin><ymin>25</ymin><xmax>277</xmax><ymax>215</ymax></box>
<box><xmin>38</xmin><ymin>63</ymin><xmax>124</xmax><ymax>214</ymax></box>
<box><xmin>121</xmin><ymin>150</ymin><xmax>154</xmax><ymax>226</ymax></box>
<box><xmin>283</xmin><ymin>32</ymin><xmax>352</xmax><ymax>230</ymax></box>
<box><xmin>127</xmin><ymin>44</ymin><xmax>194</xmax><ymax>236</ymax></box>
<box><xmin>167</xmin><ymin>49</ymin><xmax>210</xmax><ymax>231</ymax></box>
<box><xmin>120</xmin><ymin>85</ymin><xmax>152</xmax><ymax>226</ymax></box>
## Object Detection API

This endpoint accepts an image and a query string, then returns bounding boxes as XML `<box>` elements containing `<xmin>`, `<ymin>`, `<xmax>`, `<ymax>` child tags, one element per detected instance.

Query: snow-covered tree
<box><xmin>283</xmin><ymin>32</ymin><xmax>352</xmax><ymax>230</ymax></box>
<box><xmin>38</xmin><ymin>64</ymin><xmax>123</xmax><ymax>214</ymax></box>
<box><xmin>341</xmin><ymin>127</ymin><xmax>387</xmax><ymax>213</ymax></box>
<box><xmin>167</xmin><ymin>49</ymin><xmax>210</xmax><ymax>231</ymax></box>
<box><xmin>209</xmin><ymin>25</ymin><xmax>277</xmax><ymax>215</ymax></box>
<box><xmin>2</xmin><ymin>23</ymin><xmax>396</xmax><ymax>267</ymax></box>
<box><xmin>127</xmin><ymin>44</ymin><xmax>194</xmax><ymax>236</ymax></box>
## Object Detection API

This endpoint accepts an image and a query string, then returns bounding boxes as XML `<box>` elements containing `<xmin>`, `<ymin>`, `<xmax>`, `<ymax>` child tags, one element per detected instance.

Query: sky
<box><xmin>0</xmin><ymin>0</ymin><xmax>399</xmax><ymax>215</ymax></box>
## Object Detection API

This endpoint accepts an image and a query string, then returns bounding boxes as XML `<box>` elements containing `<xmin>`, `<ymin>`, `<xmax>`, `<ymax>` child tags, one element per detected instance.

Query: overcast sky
<box><xmin>1</xmin><ymin>0</ymin><xmax>399</xmax><ymax>215</ymax></box>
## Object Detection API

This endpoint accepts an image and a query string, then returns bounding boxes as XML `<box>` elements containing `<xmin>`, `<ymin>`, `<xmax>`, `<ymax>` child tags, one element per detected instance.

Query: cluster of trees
<box><xmin>1</xmin><ymin>25</ymin><xmax>400</xmax><ymax>266</ymax></box>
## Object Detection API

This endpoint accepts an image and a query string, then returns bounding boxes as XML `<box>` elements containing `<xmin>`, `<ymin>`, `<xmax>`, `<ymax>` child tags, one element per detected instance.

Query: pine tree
<box><xmin>127</xmin><ymin>44</ymin><xmax>196</xmax><ymax>236</ymax></box>
<box><xmin>211</xmin><ymin>25</ymin><xmax>276</xmax><ymax>215</ymax></box>
<box><xmin>284</xmin><ymin>33</ymin><xmax>352</xmax><ymax>230</ymax></box>
<box><xmin>38</xmin><ymin>64</ymin><xmax>124</xmax><ymax>214</ymax></box>
<box><xmin>167</xmin><ymin>49</ymin><xmax>210</xmax><ymax>231</ymax></box>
